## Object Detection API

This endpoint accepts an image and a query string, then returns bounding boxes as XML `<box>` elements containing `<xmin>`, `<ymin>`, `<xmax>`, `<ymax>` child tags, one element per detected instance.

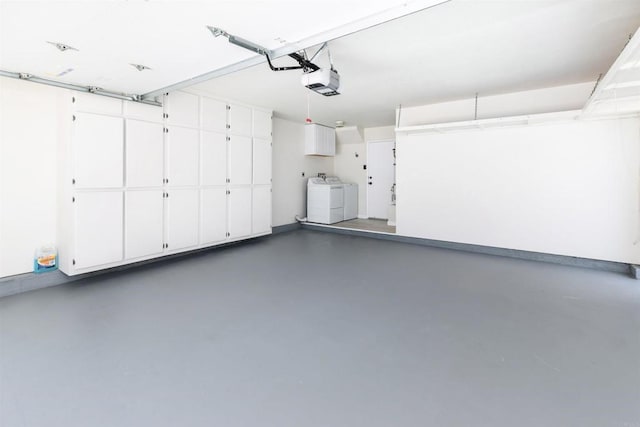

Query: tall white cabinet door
<box><xmin>228</xmin><ymin>103</ymin><xmax>252</xmax><ymax>136</ymax></box>
<box><xmin>228</xmin><ymin>135</ymin><xmax>252</xmax><ymax>185</ymax></box>
<box><xmin>228</xmin><ymin>187</ymin><xmax>252</xmax><ymax>239</ymax></box>
<box><xmin>74</xmin><ymin>192</ymin><xmax>123</xmax><ymax>269</ymax></box>
<box><xmin>253</xmin><ymin>138</ymin><xmax>271</xmax><ymax>185</ymax></box>
<box><xmin>166</xmin><ymin>91</ymin><xmax>199</xmax><ymax>128</ymax></box>
<box><xmin>201</xmin><ymin>97</ymin><xmax>227</xmax><ymax>133</ymax></box>
<box><xmin>252</xmin><ymin>186</ymin><xmax>272</xmax><ymax>235</ymax></box>
<box><xmin>201</xmin><ymin>131</ymin><xmax>227</xmax><ymax>186</ymax></box>
<box><xmin>126</xmin><ymin>120</ymin><xmax>164</xmax><ymax>187</ymax></box>
<box><xmin>125</xmin><ymin>190</ymin><xmax>164</xmax><ymax>259</ymax></box>
<box><xmin>74</xmin><ymin>113</ymin><xmax>124</xmax><ymax>188</ymax></box>
<box><xmin>166</xmin><ymin>189</ymin><xmax>199</xmax><ymax>251</ymax></box>
<box><xmin>166</xmin><ymin>127</ymin><xmax>199</xmax><ymax>186</ymax></box>
<box><xmin>201</xmin><ymin>188</ymin><xmax>227</xmax><ymax>244</ymax></box>
<box><xmin>253</xmin><ymin>110</ymin><xmax>272</xmax><ymax>139</ymax></box>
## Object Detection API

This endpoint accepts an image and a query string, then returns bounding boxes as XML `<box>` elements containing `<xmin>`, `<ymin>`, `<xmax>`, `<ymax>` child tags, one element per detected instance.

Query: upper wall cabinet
<box><xmin>166</xmin><ymin>126</ymin><xmax>199</xmax><ymax>186</ymax></box>
<box><xmin>74</xmin><ymin>92</ymin><xmax>122</xmax><ymax>115</ymax></box>
<box><xmin>253</xmin><ymin>109</ymin><xmax>272</xmax><ymax>139</ymax></box>
<box><xmin>166</xmin><ymin>92</ymin><xmax>199</xmax><ymax>128</ymax></box>
<box><xmin>125</xmin><ymin>101</ymin><xmax>163</xmax><ymax>123</ymax></box>
<box><xmin>201</xmin><ymin>131</ymin><xmax>227</xmax><ymax>186</ymax></box>
<box><xmin>201</xmin><ymin>97</ymin><xmax>227</xmax><ymax>133</ymax></box>
<box><xmin>228</xmin><ymin>103</ymin><xmax>252</xmax><ymax>136</ymax></box>
<box><xmin>126</xmin><ymin>120</ymin><xmax>164</xmax><ymax>188</ymax></box>
<box><xmin>74</xmin><ymin>113</ymin><xmax>124</xmax><ymax>188</ymax></box>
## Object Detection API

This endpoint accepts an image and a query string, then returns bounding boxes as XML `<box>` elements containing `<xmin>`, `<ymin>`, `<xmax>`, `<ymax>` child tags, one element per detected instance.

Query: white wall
<box><xmin>334</xmin><ymin>125</ymin><xmax>395</xmax><ymax>218</ymax></box>
<box><xmin>397</xmin><ymin>117</ymin><xmax>640</xmax><ymax>264</ymax></box>
<box><xmin>0</xmin><ymin>77</ymin><xmax>61</xmax><ymax>277</ymax></box>
<box><xmin>398</xmin><ymin>82</ymin><xmax>595</xmax><ymax>127</ymax></box>
<box><xmin>272</xmin><ymin>118</ymin><xmax>334</xmax><ymax>226</ymax></box>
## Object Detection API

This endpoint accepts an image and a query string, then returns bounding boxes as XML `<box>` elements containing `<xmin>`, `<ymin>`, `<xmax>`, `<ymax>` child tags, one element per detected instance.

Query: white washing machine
<box><xmin>307</xmin><ymin>176</ymin><xmax>344</xmax><ymax>224</ymax></box>
<box><xmin>343</xmin><ymin>183</ymin><xmax>358</xmax><ymax>220</ymax></box>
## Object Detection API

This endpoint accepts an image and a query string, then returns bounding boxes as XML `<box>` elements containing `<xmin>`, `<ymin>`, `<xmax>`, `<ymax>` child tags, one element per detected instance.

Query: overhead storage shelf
<box><xmin>395</xmin><ymin>110</ymin><xmax>581</xmax><ymax>134</ymax></box>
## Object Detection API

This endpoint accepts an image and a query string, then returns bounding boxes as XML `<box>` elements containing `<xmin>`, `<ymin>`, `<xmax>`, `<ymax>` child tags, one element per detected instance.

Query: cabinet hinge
<box><xmin>72</xmin><ymin>196</ymin><xmax>75</xmax><ymax>203</ymax></box>
<box><xmin>226</xmin><ymin>124</ymin><xmax>230</xmax><ymax>129</ymax></box>
<box><xmin>72</xmin><ymin>96</ymin><xmax>75</xmax><ymax>103</ymax></box>
<box><xmin>72</xmin><ymin>115</ymin><xmax>76</xmax><ymax>121</ymax></box>
<box><xmin>226</xmin><ymin>105</ymin><xmax>231</xmax><ymax>110</ymax></box>
<box><xmin>163</xmin><ymin>113</ymin><xmax>168</xmax><ymax>119</ymax></box>
<box><xmin>72</xmin><ymin>178</ymin><xmax>75</xmax><ymax>185</ymax></box>
<box><xmin>164</xmin><ymin>127</ymin><xmax>169</xmax><ymax>133</ymax></box>
<box><xmin>226</xmin><ymin>136</ymin><xmax>230</xmax><ymax>141</ymax></box>
<box><xmin>226</xmin><ymin>190</ymin><xmax>230</xmax><ymax>195</ymax></box>
<box><xmin>72</xmin><ymin>259</ymin><xmax>76</xmax><ymax>265</ymax></box>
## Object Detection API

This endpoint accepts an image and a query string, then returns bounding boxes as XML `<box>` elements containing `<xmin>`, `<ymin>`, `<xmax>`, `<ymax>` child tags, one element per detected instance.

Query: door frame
<box><xmin>366</xmin><ymin>139</ymin><xmax>396</xmax><ymax>219</ymax></box>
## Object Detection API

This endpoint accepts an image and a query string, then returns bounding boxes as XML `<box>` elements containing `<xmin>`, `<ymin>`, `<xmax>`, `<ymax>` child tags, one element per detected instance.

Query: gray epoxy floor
<box><xmin>1</xmin><ymin>230</ymin><xmax>639</xmax><ymax>427</ymax></box>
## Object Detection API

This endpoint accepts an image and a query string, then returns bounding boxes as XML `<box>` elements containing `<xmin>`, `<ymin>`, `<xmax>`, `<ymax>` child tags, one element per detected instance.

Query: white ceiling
<box><xmin>1</xmin><ymin>1</ymin><xmax>639</xmax><ymax>128</ymax></box>
<box><xmin>0</xmin><ymin>0</ymin><xmax>445</xmax><ymax>95</ymax></box>
<box><xmin>191</xmin><ymin>0</ymin><xmax>640</xmax><ymax>127</ymax></box>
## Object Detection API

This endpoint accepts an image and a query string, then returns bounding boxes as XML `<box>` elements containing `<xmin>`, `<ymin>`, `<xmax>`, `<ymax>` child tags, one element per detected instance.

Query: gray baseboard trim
<box><xmin>272</xmin><ymin>222</ymin><xmax>301</xmax><ymax>234</ymax></box>
<box><xmin>301</xmin><ymin>223</ymin><xmax>632</xmax><ymax>276</ymax></box>
<box><xmin>0</xmin><ymin>235</ymin><xmax>271</xmax><ymax>299</ymax></box>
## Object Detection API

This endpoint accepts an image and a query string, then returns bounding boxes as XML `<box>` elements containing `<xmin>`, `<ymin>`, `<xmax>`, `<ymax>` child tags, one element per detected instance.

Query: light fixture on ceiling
<box><xmin>130</xmin><ymin>63</ymin><xmax>152</xmax><ymax>72</ymax></box>
<box><xmin>335</xmin><ymin>120</ymin><xmax>345</xmax><ymax>128</ymax></box>
<box><xmin>46</xmin><ymin>41</ymin><xmax>78</xmax><ymax>52</ymax></box>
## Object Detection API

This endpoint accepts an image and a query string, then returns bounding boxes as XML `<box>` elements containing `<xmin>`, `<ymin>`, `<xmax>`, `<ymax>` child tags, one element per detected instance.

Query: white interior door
<box><xmin>201</xmin><ymin>188</ymin><xmax>227</xmax><ymax>244</ymax></box>
<box><xmin>228</xmin><ymin>187</ymin><xmax>252</xmax><ymax>239</ymax></box>
<box><xmin>201</xmin><ymin>97</ymin><xmax>227</xmax><ymax>133</ymax></box>
<box><xmin>253</xmin><ymin>138</ymin><xmax>271</xmax><ymax>185</ymax></box>
<box><xmin>252</xmin><ymin>186</ymin><xmax>271</xmax><ymax>234</ymax></box>
<box><xmin>166</xmin><ymin>189</ymin><xmax>199</xmax><ymax>251</ymax></box>
<box><xmin>74</xmin><ymin>191</ymin><xmax>123</xmax><ymax>269</ymax></box>
<box><xmin>74</xmin><ymin>113</ymin><xmax>123</xmax><ymax>188</ymax></box>
<box><xmin>126</xmin><ymin>120</ymin><xmax>164</xmax><ymax>187</ymax></box>
<box><xmin>228</xmin><ymin>135</ymin><xmax>252</xmax><ymax>185</ymax></box>
<box><xmin>125</xmin><ymin>190</ymin><xmax>164</xmax><ymax>259</ymax></box>
<box><xmin>367</xmin><ymin>140</ymin><xmax>395</xmax><ymax>219</ymax></box>
<box><xmin>166</xmin><ymin>126</ymin><xmax>199</xmax><ymax>186</ymax></box>
<box><xmin>201</xmin><ymin>131</ymin><xmax>227</xmax><ymax>186</ymax></box>
<box><xmin>228</xmin><ymin>103</ymin><xmax>252</xmax><ymax>136</ymax></box>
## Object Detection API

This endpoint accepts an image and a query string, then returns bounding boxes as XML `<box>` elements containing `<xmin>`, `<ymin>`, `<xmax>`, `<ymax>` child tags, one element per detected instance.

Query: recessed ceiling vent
<box><xmin>46</xmin><ymin>41</ymin><xmax>78</xmax><ymax>52</ymax></box>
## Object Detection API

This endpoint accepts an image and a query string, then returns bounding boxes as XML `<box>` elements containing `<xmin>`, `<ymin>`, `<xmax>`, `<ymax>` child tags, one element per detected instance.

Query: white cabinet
<box><xmin>74</xmin><ymin>192</ymin><xmax>124</xmax><ymax>269</ymax></box>
<box><xmin>201</xmin><ymin>188</ymin><xmax>227</xmax><ymax>244</ymax></box>
<box><xmin>253</xmin><ymin>109</ymin><xmax>272</xmax><ymax>139</ymax></box>
<box><xmin>126</xmin><ymin>120</ymin><xmax>164</xmax><ymax>188</ymax></box>
<box><xmin>167</xmin><ymin>126</ymin><xmax>199</xmax><ymax>186</ymax></box>
<box><xmin>74</xmin><ymin>113</ymin><xmax>124</xmax><ymax>188</ymax></box>
<box><xmin>228</xmin><ymin>103</ymin><xmax>252</xmax><ymax>136</ymax></box>
<box><xmin>305</xmin><ymin>123</ymin><xmax>335</xmax><ymax>156</ymax></box>
<box><xmin>58</xmin><ymin>90</ymin><xmax>272</xmax><ymax>276</ymax></box>
<box><xmin>228</xmin><ymin>187</ymin><xmax>252</xmax><ymax>239</ymax></box>
<box><xmin>201</xmin><ymin>131</ymin><xmax>227</xmax><ymax>186</ymax></box>
<box><xmin>166</xmin><ymin>189</ymin><xmax>199</xmax><ymax>251</ymax></box>
<box><xmin>125</xmin><ymin>190</ymin><xmax>164</xmax><ymax>259</ymax></box>
<box><xmin>252</xmin><ymin>186</ymin><xmax>272</xmax><ymax>235</ymax></box>
<box><xmin>201</xmin><ymin>97</ymin><xmax>227</xmax><ymax>133</ymax></box>
<box><xmin>166</xmin><ymin>91</ymin><xmax>199</xmax><ymax>128</ymax></box>
<box><xmin>253</xmin><ymin>138</ymin><xmax>271</xmax><ymax>185</ymax></box>
<box><xmin>228</xmin><ymin>135</ymin><xmax>252</xmax><ymax>185</ymax></box>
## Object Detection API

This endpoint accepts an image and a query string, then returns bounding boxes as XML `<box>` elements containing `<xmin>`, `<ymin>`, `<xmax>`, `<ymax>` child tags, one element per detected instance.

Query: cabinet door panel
<box><xmin>253</xmin><ymin>109</ymin><xmax>272</xmax><ymax>139</ymax></box>
<box><xmin>166</xmin><ymin>189</ymin><xmax>199</xmax><ymax>251</ymax></box>
<box><xmin>125</xmin><ymin>101</ymin><xmax>163</xmax><ymax>122</ymax></box>
<box><xmin>228</xmin><ymin>135</ymin><xmax>252</xmax><ymax>185</ymax></box>
<box><xmin>74</xmin><ymin>113</ymin><xmax>123</xmax><ymax>188</ymax></box>
<box><xmin>201</xmin><ymin>131</ymin><xmax>227</xmax><ymax>186</ymax></box>
<box><xmin>74</xmin><ymin>93</ymin><xmax>122</xmax><ymax>115</ymax></box>
<box><xmin>228</xmin><ymin>187</ymin><xmax>252</xmax><ymax>239</ymax></box>
<box><xmin>126</xmin><ymin>120</ymin><xmax>164</xmax><ymax>187</ymax></box>
<box><xmin>252</xmin><ymin>186</ymin><xmax>271</xmax><ymax>235</ymax></box>
<box><xmin>74</xmin><ymin>192</ymin><xmax>123</xmax><ymax>269</ymax></box>
<box><xmin>125</xmin><ymin>190</ymin><xmax>164</xmax><ymax>259</ymax></box>
<box><xmin>166</xmin><ymin>91</ymin><xmax>199</xmax><ymax>128</ymax></box>
<box><xmin>201</xmin><ymin>188</ymin><xmax>227</xmax><ymax>244</ymax></box>
<box><xmin>228</xmin><ymin>103</ymin><xmax>252</xmax><ymax>136</ymax></box>
<box><xmin>167</xmin><ymin>127</ymin><xmax>199</xmax><ymax>186</ymax></box>
<box><xmin>253</xmin><ymin>138</ymin><xmax>271</xmax><ymax>185</ymax></box>
<box><xmin>201</xmin><ymin>97</ymin><xmax>227</xmax><ymax>133</ymax></box>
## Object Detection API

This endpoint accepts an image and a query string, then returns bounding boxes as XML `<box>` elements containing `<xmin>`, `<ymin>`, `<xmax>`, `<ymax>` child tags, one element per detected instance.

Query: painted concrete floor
<box><xmin>330</xmin><ymin>218</ymin><xmax>396</xmax><ymax>234</ymax></box>
<box><xmin>0</xmin><ymin>230</ymin><xmax>638</xmax><ymax>427</ymax></box>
